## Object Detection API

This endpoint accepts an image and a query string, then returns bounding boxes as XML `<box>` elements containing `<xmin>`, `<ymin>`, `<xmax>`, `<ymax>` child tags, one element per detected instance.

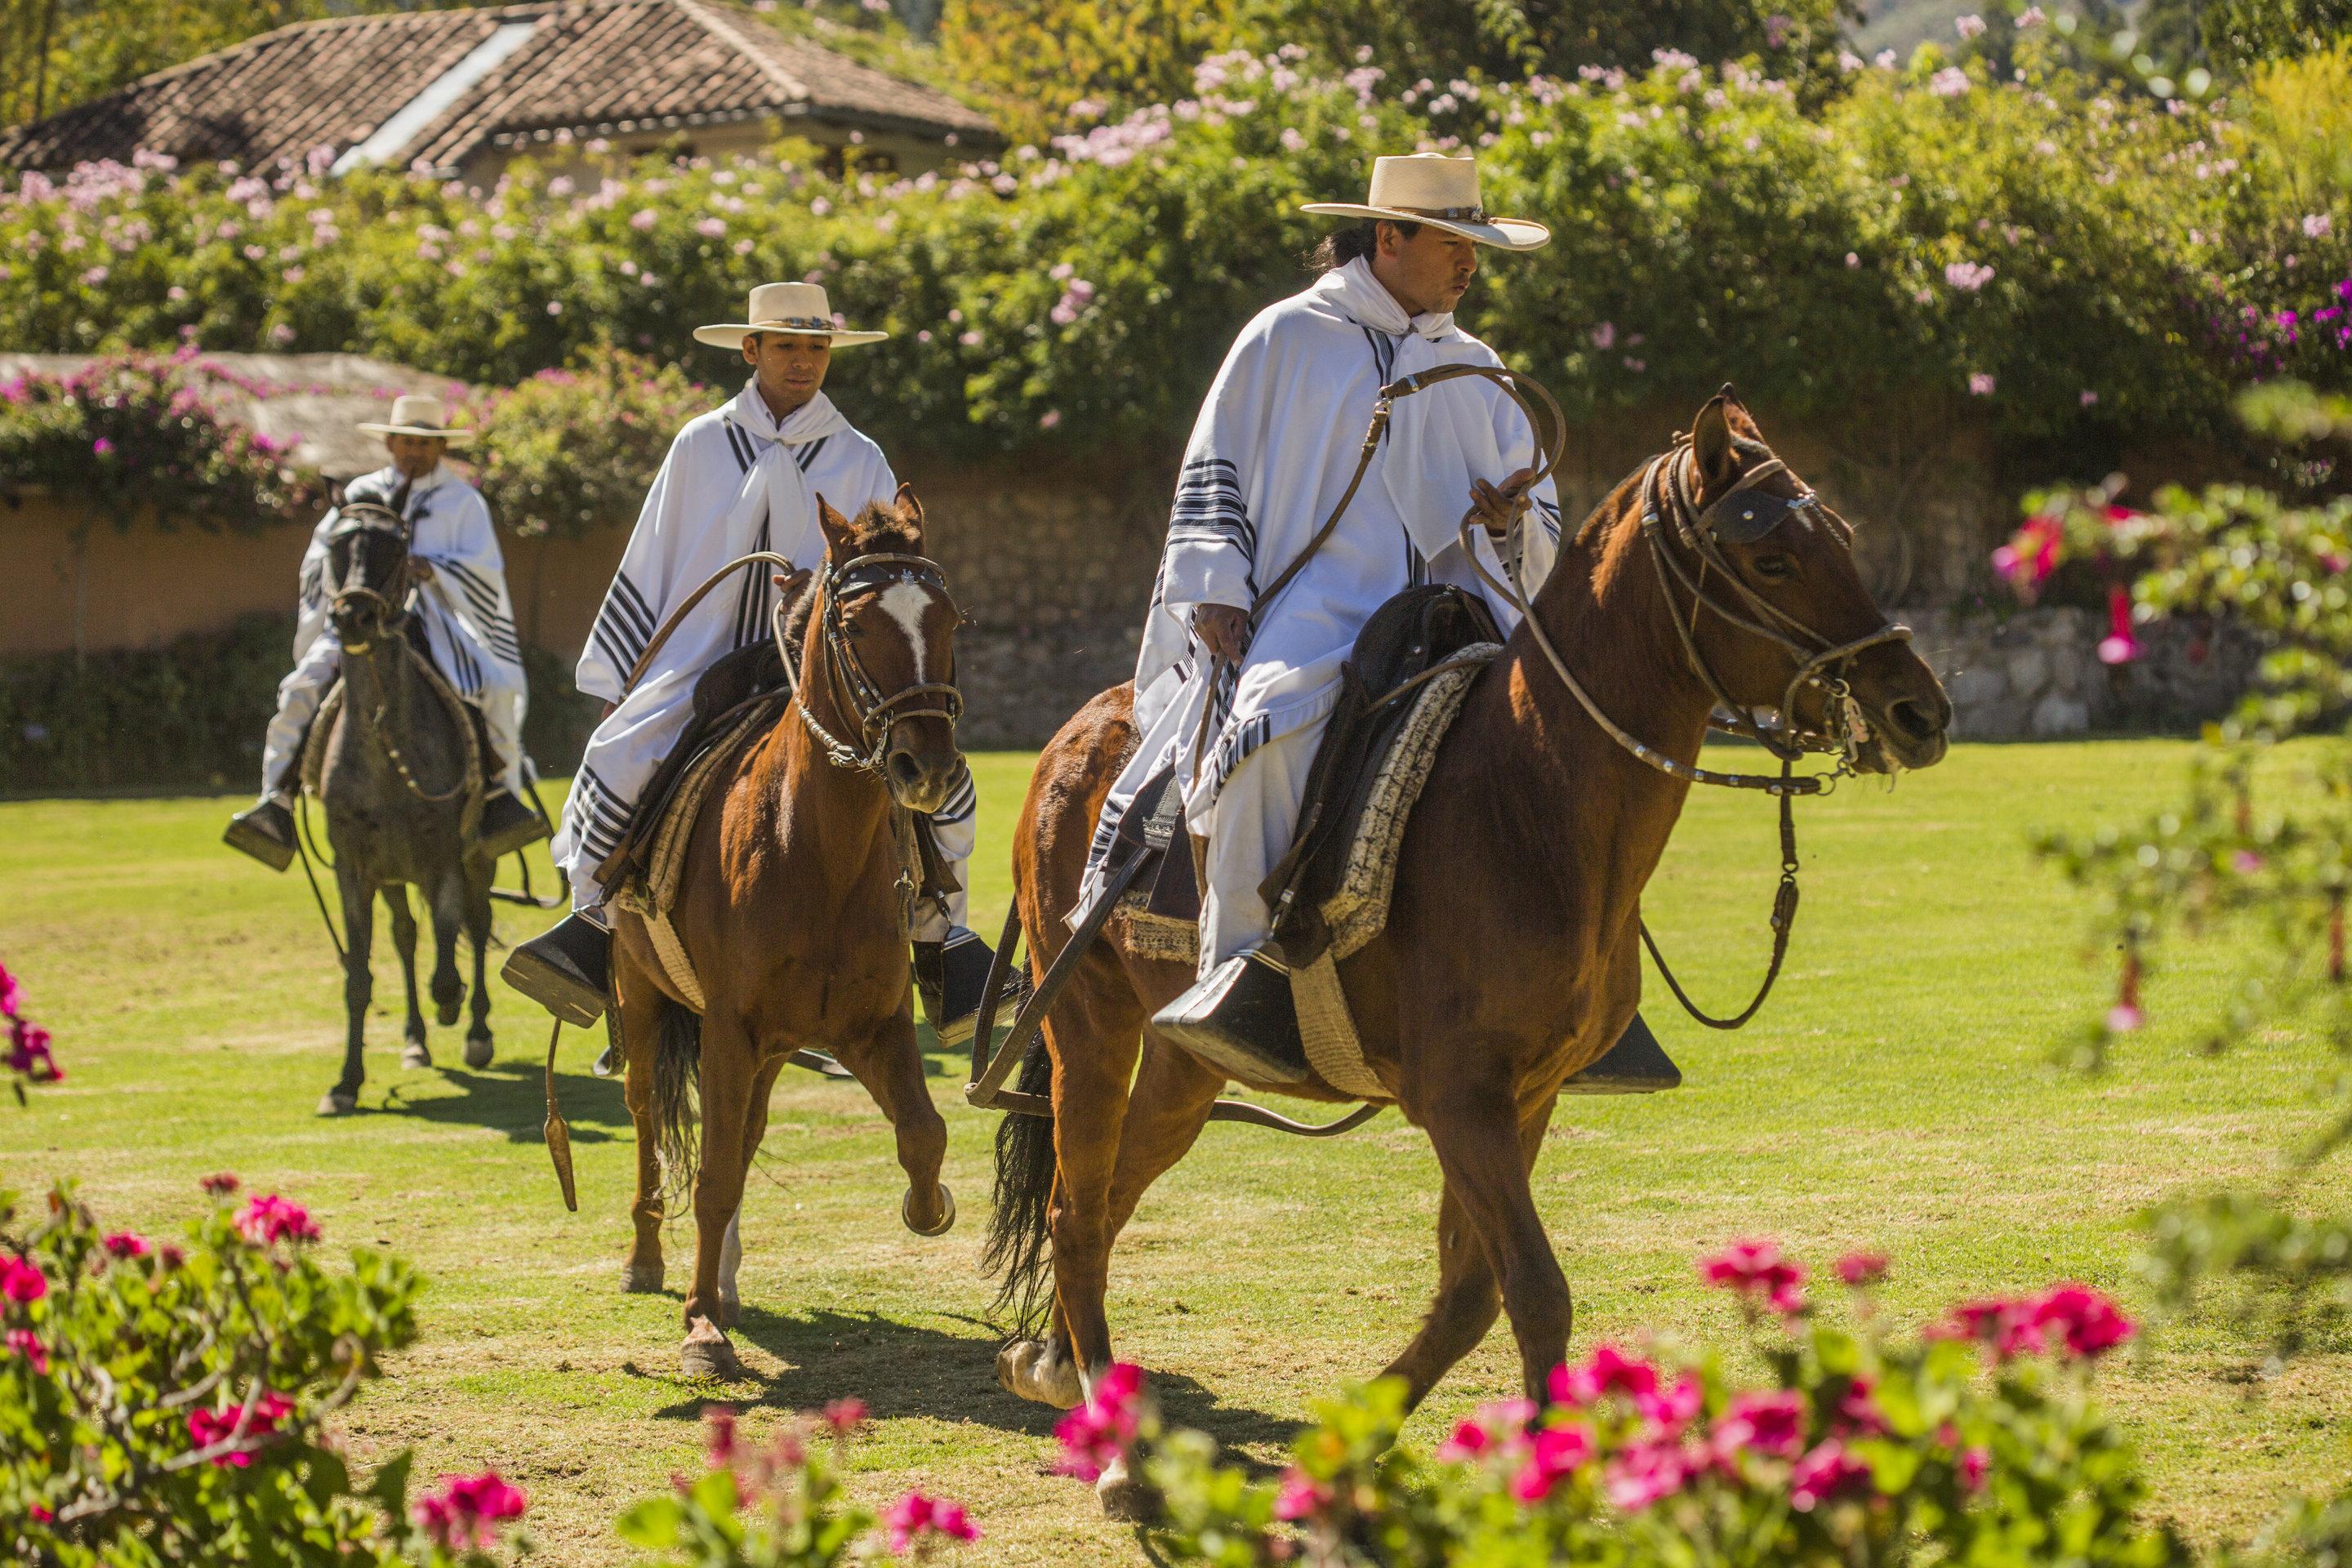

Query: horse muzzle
<box><xmin>883</xmin><ymin>731</ymin><xmax>960</xmax><ymax>814</ymax></box>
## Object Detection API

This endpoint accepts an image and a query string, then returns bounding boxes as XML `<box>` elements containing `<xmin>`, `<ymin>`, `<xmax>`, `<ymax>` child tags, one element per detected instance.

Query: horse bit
<box><xmin>780</xmin><ymin>551</ymin><xmax>966</xmax><ymax>773</ymax></box>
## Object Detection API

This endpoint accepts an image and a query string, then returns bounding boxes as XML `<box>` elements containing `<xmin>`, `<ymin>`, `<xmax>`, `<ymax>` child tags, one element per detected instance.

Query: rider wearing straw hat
<box><xmin>1079</xmin><ymin>153</ymin><xmax>1567</xmax><ymax>1080</ymax></box>
<box><xmin>225</xmin><ymin>392</ymin><xmax>546</xmax><ymax>871</ymax></box>
<box><xmin>505</xmin><ymin>283</ymin><xmax>993</xmax><ymax>1043</ymax></box>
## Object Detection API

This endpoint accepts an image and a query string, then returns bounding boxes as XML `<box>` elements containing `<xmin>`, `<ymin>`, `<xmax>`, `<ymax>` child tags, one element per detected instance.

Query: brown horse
<box><xmin>982</xmin><ymin>390</ymin><xmax>1953</xmax><ymax>1507</ymax></box>
<box><xmin>612</xmin><ymin>490</ymin><xmax>964</xmax><ymax>1379</ymax></box>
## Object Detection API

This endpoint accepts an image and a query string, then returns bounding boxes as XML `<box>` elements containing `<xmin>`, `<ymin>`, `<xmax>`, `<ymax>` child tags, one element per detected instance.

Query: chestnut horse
<box><xmin>983</xmin><ymin>390</ymin><xmax>1953</xmax><ymax>1508</ymax></box>
<box><xmin>612</xmin><ymin>491</ymin><xmax>964</xmax><ymax>1379</ymax></box>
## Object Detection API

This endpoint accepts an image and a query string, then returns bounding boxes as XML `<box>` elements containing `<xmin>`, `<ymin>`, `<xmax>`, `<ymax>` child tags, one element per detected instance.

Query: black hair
<box><xmin>1309</xmin><ymin>216</ymin><xmax>1423</xmax><ymax>272</ymax></box>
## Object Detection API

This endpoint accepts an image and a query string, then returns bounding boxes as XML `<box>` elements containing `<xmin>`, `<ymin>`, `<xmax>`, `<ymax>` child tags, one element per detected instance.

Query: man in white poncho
<box><xmin>1088</xmin><ymin>153</ymin><xmax>1567</xmax><ymax>1083</ymax></box>
<box><xmin>223</xmin><ymin>394</ymin><xmax>546</xmax><ymax>871</ymax></box>
<box><xmin>504</xmin><ymin>283</ymin><xmax>991</xmax><ymax>1041</ymax></box>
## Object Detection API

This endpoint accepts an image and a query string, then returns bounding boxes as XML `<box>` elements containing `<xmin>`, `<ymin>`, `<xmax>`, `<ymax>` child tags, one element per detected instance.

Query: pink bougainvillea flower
<box><xmin>199</xmin><ymin>1172</ymin><xmax>241</xmax><ymax>1197</ymax></box>
<box><xmin>2</xmin><ymin>1254</ymin><xmax>48</xmax><ymax>1303</ymax></box>
<box><xmin>1054</xmin><ymin>1362</ymin><xmax>1145</xmax><ymax>1481</ymax></box>
<box><xmin>234</xmin><ymin>1193</ymin><xmax>320</xmax><ymax>1246</ymax></box>
<box><xmin>822</xmin><ymin>1396</ymin><xmax>867</xmax><ymax>1435</ymax></box>
<box><xmin>1992</xmin><ymin>515</ymin><xmax>2063</xmax><ymax>594</ymax></box>
<box><xmin>1511</xmin><ymin>1422</ymin><xmax>1596</xmax><ymax>1501</ymax></box>
<box><xmin>6</xmin><ymin>1328</ymin><xmax>50</xmax><ymax>1375</ymax></box>
<box><xmin>1272</xmin><ymin>1467</ymin><xmax>1332</xmax><ymax>1521</ymax></box>
<box><xmin>1698</xmin><ymin>1239</ymin><xmax>1808</xmax><ymax>1316</ymax></box>
<box><xmin>412</xmin><ymin>1470</ymin><xmax>528</xmax><ymax>1551</ymax></box>
<box><xmin>2097</xmin><ymin>585</ymin><xmax>2143</xmax><ymax>666</ymax></box>
<box><xmin>100</xmin><ymin>1232</ymin><xmax>150</xmax><ymax>1260</ymax></box>
<box><xmin>1550</xmin><ymin>1342</ymin><xmax>1656</xmax><ymax>1406</ymax></box>
<box><xmin>884</xmin><ymin>1490</ymin><xmax>979</xmax><ymax>1551</ymax></box>
<box><xmin>1788</xmin><ymin>1439</ymin><xmax>1873</xmax><ymax>1510</ymax></box>
<box><xmin>1713</xmin><ymin>1389</ymin><xmax>1808</xmax><ymax>1459</ymax></box>
<box><xmin>1836</xmin><ymin>1250</ymin><xmax>1889</xmax><ymax>1287</ymax></box>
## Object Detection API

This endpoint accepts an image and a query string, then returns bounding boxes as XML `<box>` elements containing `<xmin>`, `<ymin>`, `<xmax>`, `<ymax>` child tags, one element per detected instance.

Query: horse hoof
<box><xmin>463</xmin><ymin>1035</ymin><xmax>493</xmax><ymax>1069</ymax></box>
<box><xmin>436</xmin><ymin>1000</ymin><xmax>461</xmax><ymax>1028</ymax></box>
<box><xmin>317</xmin><ymin>1090</ymin><xmax>358</xmax><ymax>1116</ymax></box>
<box><xmin>619</xmin><ymin>1262</ymin><xmax>665</xmax><ymax>1294</ymax></box>
<box><xmin>399</xmin><ymin>1043</ymin><xmax>431</xmax><ymax>1071</ymax></box>
<box><xmin>679</xmin><ymin>1316</ymin><xmax>746</xmax><ymax>1380</ymax></box>
<box><xmin>996</xmin><ymin>1338</ymin><xmax>1085</xmax><ymax>1410</ymax></box>
<box><xmin>1097</xmin><ymin>1455</ymin><xmax>1151</xmax><ymax>1521</ymax></box>
<box><xmin>902</xmin><ymin>1183</ymin><xmax>956</xmax><ymax>1237</ymax></box>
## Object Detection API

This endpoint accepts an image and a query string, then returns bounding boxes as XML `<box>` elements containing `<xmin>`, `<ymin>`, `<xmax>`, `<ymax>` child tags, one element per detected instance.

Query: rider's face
<box><xmin>385</xmin><ymin>434</ymin><xmax>446</xmax><ymax>479</ymax></box>
<box><xmin>744</xmin><ymin>332</ymin><xmax>832</xmax><ymax>417</ymax></box>
<box><xmin>1374</xmin><ymin>222</ymin><xmax>1481</xmax><ymax>317</ymax></box>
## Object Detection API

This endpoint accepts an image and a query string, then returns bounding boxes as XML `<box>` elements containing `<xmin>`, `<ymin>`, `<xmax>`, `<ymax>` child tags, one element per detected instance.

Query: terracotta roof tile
<box><xmin>0</xmin><ymin>0</ymin><xmax>994</xmax><ymax>175</ymax></box>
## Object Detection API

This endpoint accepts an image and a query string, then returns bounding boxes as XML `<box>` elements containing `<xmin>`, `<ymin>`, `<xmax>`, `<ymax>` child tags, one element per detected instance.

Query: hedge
<box><xmin>4</xmin><ymin>38</ymin><xmax>2345</xmax><ymax>471</ymax></box>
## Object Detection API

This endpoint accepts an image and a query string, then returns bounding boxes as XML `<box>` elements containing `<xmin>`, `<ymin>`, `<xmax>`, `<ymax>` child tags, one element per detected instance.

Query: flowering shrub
<box><xmin>2</xmin><ymin>960</ymin><xmax>62</xmax><ymax>1102</ymax></box>
<box><xmin>618</xmin><ymin>1401</ymin><xmax>978</xmax><ymax>1565</ymax></box>
<box><xmin>2</xmin><ymin>41</ymin><xmax>2337</xmax><ymax>461</ymax></box>
<box><xmin>0</xmin><ymin>350</ymin><xmax>322</xmax><ymax>531</ymax></box>
<box><xmin>1089</xmin><ymin>1243</ymin><xmax>2185</xmax><ymax>1567</ymax></box>
<box><xmin>463</xmin><ymin>348</ymin><xmax>713</xmax><ymax>539</ymax></box>
<box><xmin>0</xmin><ymin>1175</ymin><xmax>544</xmax><ymax>1566</ymax></box>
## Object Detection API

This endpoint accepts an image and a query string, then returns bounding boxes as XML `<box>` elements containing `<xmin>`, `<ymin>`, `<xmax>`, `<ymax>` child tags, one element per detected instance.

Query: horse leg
<box><xmin>322</xmin><ymin>866</ymin><xmax>374</xmax><ymax>1116</ymax></box>
<box><xmin>425</xmin><ymin>866</ymin><xmax>466</xmax><ymax>1030</ymax></box>
<box><xmin>712</xmin><ymin>1054</ymin><xmax>786</xmax><ymax>1330</ymax></box>
<box><xmin>384</xmin><ymin>884</ymin><xmax>430</xmax><ymax>1069</ymax></box>
<box><xmin>1375</xmin><ymin>1100</ymin><xmax>1557</xmax><ymax>1410</ymax></box>
<box><xmin>679</xmin><ymin>1010</ymin><xmax>757</xmax><ymax>1379</ymax></box>
<box><xmin>615</xmin><ymin>951</ymin><xmax>669</xmax><ymax>1295</ymax></box>
<box><xmin>1419</xmin><ymin>1069</ymin><xmax>1572</xmax><ymax>1403</ymax></box>
<box><xmin>461</xmin><ymin>860</ymin><xmax>494</xmax><ymax>1068</ymax></box>
<box><xmin>832</xmin><ymin>1009</ymin><xmax>952</xmax><ymax>1237</ymax></box>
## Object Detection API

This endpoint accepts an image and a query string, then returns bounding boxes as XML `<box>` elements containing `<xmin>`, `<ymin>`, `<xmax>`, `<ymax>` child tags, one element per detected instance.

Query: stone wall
<box><xmin>1908</xmin><ymin>606</ymin><xmax>2263</xmax><ymax>739</ymax></box>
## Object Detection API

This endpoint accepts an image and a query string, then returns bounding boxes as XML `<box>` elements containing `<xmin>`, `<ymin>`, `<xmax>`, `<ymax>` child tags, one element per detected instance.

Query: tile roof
<box><xmin>0</xmin><ymin>0</ymin><xmax>996</xmax><ymax>176</ymax></box>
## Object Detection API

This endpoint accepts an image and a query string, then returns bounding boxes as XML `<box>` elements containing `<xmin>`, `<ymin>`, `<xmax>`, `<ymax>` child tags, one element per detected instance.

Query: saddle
<box><xmin>594</xmin><ymin>640</ymin><xmax>791</xmax><ymax>894</ymax></box>
<box><xmin>298</xmin><ymin>621</ymin><xmax>491</xmax><ymax>801</ymax></box>
<box><xmin>1112</xmin><ymin>584</ymin><xmax>1504</xmax><ymax>969</ymax></box>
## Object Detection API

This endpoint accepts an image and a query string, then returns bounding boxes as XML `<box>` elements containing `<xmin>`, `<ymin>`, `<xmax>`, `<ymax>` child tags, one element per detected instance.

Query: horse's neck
<box><xmin>756</xmin><ymin>611</ymin><xmax>893</xmax><ymax>891</ymax></box>
<box><xmin>338</xmin><ymin>642</ymin><xmax>400</xmax><ymax>742</ymax></box>
<box><xmin>1501</xmin><ymin>491</ymin><xmax>1722</xmax><ymax>912</ymax></box>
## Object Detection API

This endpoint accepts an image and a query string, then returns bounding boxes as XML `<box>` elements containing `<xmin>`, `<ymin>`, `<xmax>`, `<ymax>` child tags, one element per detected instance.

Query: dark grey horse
<box><xmin>314</xmin><ymin>493</ymin><xmax>496</xmax><ymax>1115</ymax></box>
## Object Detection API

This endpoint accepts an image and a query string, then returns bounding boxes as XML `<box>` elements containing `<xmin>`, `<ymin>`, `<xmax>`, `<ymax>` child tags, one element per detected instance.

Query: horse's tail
<box><xmin>980</xmin><ymin>1024</ymin><xmax>1058</xmax><ymax>1341</ymax></box>
<box><xmin>650</xmin><ymin>996</ymin><xmax>702</xmax><ymax>1206</ymax></box>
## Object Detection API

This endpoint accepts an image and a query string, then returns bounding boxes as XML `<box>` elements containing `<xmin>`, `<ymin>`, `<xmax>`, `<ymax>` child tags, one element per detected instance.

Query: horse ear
<box><xmin>1692</xmin><ymin>393</ymin><xmax>1740</xmax><ymax>492</ymax></box>
<box><xmin>893</xmin><ymin>480</ymin><xmax>927</xmax><ymax>542</ymax></box>
<box><xmin>814</xmin><ymin>492</ymin><xmax>856</xmax><ymax>559</ymax></box>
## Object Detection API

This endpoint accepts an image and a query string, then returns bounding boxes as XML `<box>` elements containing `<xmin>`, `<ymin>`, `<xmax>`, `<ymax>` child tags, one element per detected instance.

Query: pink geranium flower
<box><xmin>234</xmin><ymin>1193</ymin><xmax>320</xmax><ymax>1246</ymax></box>
<box><xmin>1550</xmin><ymin>1342</ymin><xmax>1656</xmax><ymax>1406</ymax></box>
<box><xmin>1054</xmin><ymin>1362</ymin><xmax>1144</xmax><ymax>1481</ymax></box>
<box><xmin>186</xmin><ymin>1392</ymin><xmax>295</xmax><ymax>1467</ymax></box>
<box><xmin>200</xmin><ymin>1172</ymin><xmax>241</xmax><ymax>1197</ymax></box>
<box><xmin>1511</xmin><ymin>1422</ymin><xmax>1595</xmax><ymax>1501</ymax></box>
<box><xmin>1272</xmin><ymin>1467</ymin><xmax>1332</xmax><ymax>1520</ymax></box>
<box><xmin>0</xmin><ymin>962</ymin><xmax>20</xmax><ymax>1017</ymax></box>
<box><xmin>1635</xmin><ymin>1372</ymin><xmax>1703</xmax><ymax>1429</ymax></box>
<box><xmin>2020</xmin><ymin>1282</ymin><xmax>2136</xmax><ymax>1358</ymax></box>
<box><xmin>101</xmin><ymin>1232</ymin><xmax>150</xmax><ymax>1260</ymax></box>
<box><xmin>1959</xmin><ymin>1446</ymin><xmax>1990</xmax><ymax>1491</ymax></box>
<box><xmin>2</xmin><ymin>1254</ymin><xmax>47</xmax><ymax>1303</ymax></box>
<box><xmin>1698</xmin><ymin>1239</ymin><xmax>1808</xmax><ymax>1316</ymax></box>
<box><xmin>822</xmin><ymin>1396</ymin><xmax>867</xmax><ymax>1435</ymax></box>
<box><xmin>2097</xmin><ymin>584</ymin><xmax>2143</xmax><ymax>665</ymax></box>
<box><xmin>412</xmin><ymin>1470</ymin><xmax>528</xmax><ymax>1551</ymax></box>
<box><xmin>1836</xmin><ymin>1250</ymin><xmax>1888</xmax><ymax>1287</ymax></box>
<box><xmin>1604</xmin><ymin>1433</ymin><xmax>1703</xmax><ymax>1510</ymax></box>
<box><xmin>1992</xmin><ymin>515</ymin><xmax>2063</xmax><ymax>593</ymax></box>
<box><xmin>1789</xmin><ymin>1439</ymin><xmax>1873</xmax><ymax>1510</ymax></box>
<box><xmin>6</xmin><ymin>1328</ymin><xmax>49</xmax><ymax>1374</ymax></box>
<box><xmin>1712</xmin><ymin>1388</ymin><xmax>1808</xmax><ymax>1459</ymax></box>
<box><xmin>705</xmin><ymin>1404</ymin><xmax>737</xmax><ymax>1466</ymax></box>
<box><xmin>883</xmin><ymin>1490</ymin><xmax>979</xmax><ymax>1551</ymax></box>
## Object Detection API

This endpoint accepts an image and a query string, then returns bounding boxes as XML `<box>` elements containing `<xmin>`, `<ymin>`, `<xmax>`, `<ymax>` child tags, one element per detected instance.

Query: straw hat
<box><xmin>1301</xmin><ymin>153</ymin><xmax>1549</xmax><ymax>251</ymax></box>
<box><xmin>693</xmin><ymin>281</ymin><xmax>886</xmax><ymax>350</ymax></box>
<box><xmin>357</xmin><ymin>393</ymin><xmax>474</xmax><ymax>444</ymax></box>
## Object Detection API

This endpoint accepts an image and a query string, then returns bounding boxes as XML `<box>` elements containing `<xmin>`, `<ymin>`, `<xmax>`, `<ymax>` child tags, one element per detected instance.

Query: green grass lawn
<box><xmin>2</xmin><ymin>740</ymin><xmax>2347</xmax><ymax>1563</ymax></box>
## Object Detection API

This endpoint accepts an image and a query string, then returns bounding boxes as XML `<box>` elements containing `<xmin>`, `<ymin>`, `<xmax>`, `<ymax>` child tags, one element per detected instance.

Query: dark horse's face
<box><xmin>324</xmin><ymin>494</ymin><xmax>414</xmax><ymax>655</ymax></box>
<box><xmin>812</xmin><ymin>488</ymin><xmax>964</xmax><ymax>812</ymax></box>
<box><xmin>1667</xmin><ymin>390</ymin><xmax>1952</xmax><ymax>773</ymax></box>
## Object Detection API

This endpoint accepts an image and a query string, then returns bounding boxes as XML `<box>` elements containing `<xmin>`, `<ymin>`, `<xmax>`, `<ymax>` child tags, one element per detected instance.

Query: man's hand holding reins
<box><xmin>1467</xmin><ymin>466</ymin><xmax>1537</xmax><ymax>541</ymax></box>
<box><xmin>1192</xmin><ymin>603</ymin><xmax>1250</xmax><ymax>666</ymax></box>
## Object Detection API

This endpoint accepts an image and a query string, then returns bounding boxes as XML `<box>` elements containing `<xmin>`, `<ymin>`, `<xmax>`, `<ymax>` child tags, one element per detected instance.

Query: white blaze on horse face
<box><xmin>878</xmin><ymin>581</ymin><xmax>934</xmax><ymax>681</ymax></box>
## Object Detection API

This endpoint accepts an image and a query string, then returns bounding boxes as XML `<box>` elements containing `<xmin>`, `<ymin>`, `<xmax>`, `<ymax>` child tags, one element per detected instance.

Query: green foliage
<box><xmin>2203</xmin><ymin>0</ymin><xmax>2352</xmax><ymax>69</ymax></box>
<box><xmin>0</xmin><ymin>1178</ymin><xmax>436</xmax><ymax>1564</ymax></box>
<box><xmin>1112</xmin><ymin>1254</ymin><xmax>2185</xmax><ymax>1568</ymax></box>
<box><xmin>0</xmin><ymin>350</ymin><xmax>323</xmax><ymax>532</ymax></box>
<box><xmin>462</xmin><ymin>350</ymin><xmax>711</xmax><ymax>541</ymax></box>
<box><xmin>2</xmin><ymin>44</ymin><xmax>2330</xmax><ymax>465</ymax></box>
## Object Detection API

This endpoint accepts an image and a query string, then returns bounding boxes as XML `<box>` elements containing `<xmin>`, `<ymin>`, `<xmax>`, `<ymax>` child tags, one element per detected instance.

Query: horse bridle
<box><xmin>323</xmin><ymin>501</ymin><xmax>414</xmax><ymax>654</ymax></box>
<box><xmin>1638</xmin><ymin>438</ymin><xmax>1914</xmax><ymax>771</ymax></box>
<box><xmin>788</xmin><ymin>551</ymin><xmax>965</xmax><ymax>773</ymax></box>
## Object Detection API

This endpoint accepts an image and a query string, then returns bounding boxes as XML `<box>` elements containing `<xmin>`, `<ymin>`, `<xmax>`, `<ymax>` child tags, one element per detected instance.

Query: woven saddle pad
<box><xmin>608</xmin><ymin>705</ymin><xmax>773</xmax><ymax>1013</ymax></box>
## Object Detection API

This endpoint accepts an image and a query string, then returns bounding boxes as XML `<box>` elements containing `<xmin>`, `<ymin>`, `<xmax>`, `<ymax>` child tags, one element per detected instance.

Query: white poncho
<box><xmin>556</xmin><ymin>381</ymin><xmax>897</xmax><ymax>897</ymax></box>
<box><xmin>1081</xmin><ymin>258</ymin><xmax>1562</xmax><ymax>893</ymax></box>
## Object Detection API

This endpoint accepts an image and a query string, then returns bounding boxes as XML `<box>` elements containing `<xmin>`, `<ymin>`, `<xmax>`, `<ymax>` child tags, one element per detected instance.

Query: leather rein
<box><xmin>785</xmin><ymin>552</ymin><xmax>965</xmax><ymax>773</ymax></box>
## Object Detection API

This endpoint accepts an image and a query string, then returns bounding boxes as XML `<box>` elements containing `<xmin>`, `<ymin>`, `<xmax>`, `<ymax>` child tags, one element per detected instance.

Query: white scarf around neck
<box><xmin>728</xmin><ymin>380</ymin><xmax>849</xmax><ymax>447</ymax></box>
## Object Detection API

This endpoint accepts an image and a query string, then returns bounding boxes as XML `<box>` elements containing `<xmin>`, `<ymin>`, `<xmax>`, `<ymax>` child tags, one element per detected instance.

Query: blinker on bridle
<box><xmin>788</xmin><ymin>551</ymin><xmax>965</xmax><ymax>773</ymax></box>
